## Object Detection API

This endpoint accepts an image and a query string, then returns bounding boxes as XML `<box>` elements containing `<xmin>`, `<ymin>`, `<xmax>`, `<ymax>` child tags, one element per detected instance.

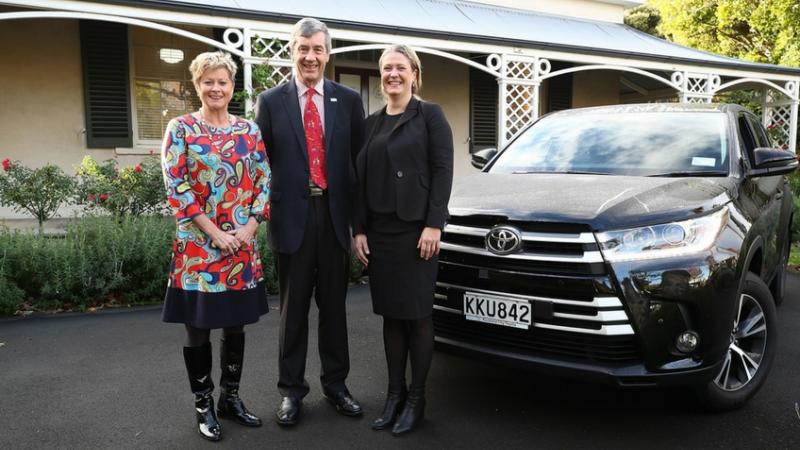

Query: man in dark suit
<box><xmin>254</xmin><ymin>17</ymin><xmax>364</xmax><ymax>426</ymax></box>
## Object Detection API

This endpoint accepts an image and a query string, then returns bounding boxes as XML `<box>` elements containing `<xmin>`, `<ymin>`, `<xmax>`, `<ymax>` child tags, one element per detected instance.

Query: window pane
<box><xmin>132</xmin><ymin>27</ymin><xmax>209</xmax><ymax>141</ymax></box>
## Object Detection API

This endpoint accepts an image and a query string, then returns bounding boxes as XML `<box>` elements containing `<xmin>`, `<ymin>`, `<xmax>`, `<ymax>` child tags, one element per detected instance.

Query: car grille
<box><xmin>435</xmin><ymin>215</ymin><xmax>639</xmax><ymax>363</ymax></box>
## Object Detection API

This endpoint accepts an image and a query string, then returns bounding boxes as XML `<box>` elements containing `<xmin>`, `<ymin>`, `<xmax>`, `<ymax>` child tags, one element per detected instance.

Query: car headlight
<box><xmin>595</xmin><ymin>208</ymin><xmax>729</xmax><ymax>262</ymax></box>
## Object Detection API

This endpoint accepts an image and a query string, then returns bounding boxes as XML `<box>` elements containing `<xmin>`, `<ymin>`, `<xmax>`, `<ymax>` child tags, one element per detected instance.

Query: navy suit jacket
<box><xmin>255</xmin><ymin>78</ymin><xmax>364</xmax><ymax>254</ymax></box>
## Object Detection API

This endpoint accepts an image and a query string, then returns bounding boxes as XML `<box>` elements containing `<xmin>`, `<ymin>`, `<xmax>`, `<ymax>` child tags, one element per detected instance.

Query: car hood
<box><xmin>448</xmin><ymin>173</ymin><xmax>735</xmax><ymax>231</ymax></box>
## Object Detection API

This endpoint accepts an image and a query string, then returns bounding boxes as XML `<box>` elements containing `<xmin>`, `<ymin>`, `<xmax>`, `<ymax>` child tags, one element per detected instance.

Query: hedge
<box><xmin>0</xmin><ymin>216</ymin><xmax>364</xmax><ymax>316</ymax></box>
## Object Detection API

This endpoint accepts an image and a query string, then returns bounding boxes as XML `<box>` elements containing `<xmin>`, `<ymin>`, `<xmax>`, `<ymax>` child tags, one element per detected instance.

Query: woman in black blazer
<box><xmin>353</xmin><ymin>44</ymin><xmax>453</xmax><ymax>436</ymax></box>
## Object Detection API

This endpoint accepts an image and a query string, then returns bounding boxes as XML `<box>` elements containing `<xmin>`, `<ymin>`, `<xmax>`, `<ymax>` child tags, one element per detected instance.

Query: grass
<box><xmin>790</xmin><ymin>243</ymin><xmax>800</xmax><ymax>269</ymax></box>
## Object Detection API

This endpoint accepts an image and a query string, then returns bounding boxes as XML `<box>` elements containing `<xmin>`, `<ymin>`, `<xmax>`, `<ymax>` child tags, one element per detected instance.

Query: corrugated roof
<box><xmin>106</xmin><ymin>0</ymin><xmax>800</xmax><ymax>75</ymax></box>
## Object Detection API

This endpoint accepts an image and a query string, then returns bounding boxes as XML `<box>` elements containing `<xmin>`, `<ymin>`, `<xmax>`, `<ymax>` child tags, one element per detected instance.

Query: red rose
<box><xmin>87</xmin><ymin>193</ymin><xmax>96</xmax><ymax>202</ymax></box>
<box><xmin>1</xmin><ymin>158</ymin><xmax>11</xmax><ymax>172</ymax></box>
<box><xmin>134</xmin><ymin>164</ymin><xmax>143</xmax><ymax>173</ymax></box>
<box><xmin>99</xmin><ymin>193</ymin><xmax>109</xmax><ymax>201</ymax></box>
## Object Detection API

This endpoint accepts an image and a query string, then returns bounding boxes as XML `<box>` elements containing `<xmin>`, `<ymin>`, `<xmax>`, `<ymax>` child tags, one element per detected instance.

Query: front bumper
<box><xmin>434</xmin><ymin>216</ymin><xmax>743</xmax><ymax>387</ymax></box>
<box><xmin>434</xmin><ymin>333</ymin><xmax>725</xmax><ymax>388</ymax></box>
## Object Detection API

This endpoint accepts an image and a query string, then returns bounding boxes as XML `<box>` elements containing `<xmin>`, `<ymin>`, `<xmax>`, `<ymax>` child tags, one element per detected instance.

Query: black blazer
<box><xmin>255</xmin><ymin>79</ymin><xmax>364</xmax><ymax>254</ymax></box>
<box><xmin>353</xmin><ymin>98</ymin><xmax>453</xmax><ymax>235</ymax></box>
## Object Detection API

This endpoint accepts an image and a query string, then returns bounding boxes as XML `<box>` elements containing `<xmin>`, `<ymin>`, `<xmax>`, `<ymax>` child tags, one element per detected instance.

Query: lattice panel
<box><xmin>765</xmin><ymin>105</ymin><xmax>792</xmax><ymax>149</ymax></box>
<box><xmin>251</xmin><ymin>36</ymin><xmax>291</xmax><ymax>60</ymax></box>
<box><xmin>672</xmin><ymin>72</ymin><xmax>719</xmax><ymax>103</ymax></box>
<box><xmin>250</xmin><ymin>35</ymin><xmax>293</xmax><ymax>87</ymax></box>
<box><xmin>686</xmin><ymin>76</ymin><xmax>707</xmax><ymax>94</ymax></box>
<box><xmin>506</xmin><ymin>60</ymin><xmax>536</xmax><ymax>80</ymax></box>
<box><xmin>504</xmin><ymin>84</ymin><xmax>535</xmax><ymax>141</ymax></box>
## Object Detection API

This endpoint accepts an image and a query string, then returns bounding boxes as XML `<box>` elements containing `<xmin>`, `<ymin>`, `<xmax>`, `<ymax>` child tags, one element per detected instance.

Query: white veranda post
<box><xmin>223</xmin><ymin>27</ymin><xmax>294</xmax><ymax>116</ymax></box>
<box><xmin>491</xmin><ymin>53</ymin><xmax>550</xmax><ymax>149</ymax></box>
<box><xmin>761</xmin><ymin>82</ymin><xmax>799</xmax><ymax>152</ymax></box>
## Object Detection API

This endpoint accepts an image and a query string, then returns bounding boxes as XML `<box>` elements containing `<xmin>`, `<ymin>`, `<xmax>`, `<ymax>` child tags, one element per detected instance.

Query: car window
<box><xmin>489</xmin><ymin>112</ymin><xmax>729</xmax><ymax>176</ymax></box>
<box><xmin>746</xmin><ymin>114</ymin><xmax>770</xmax><ymax>148</ymax></box>
<box><xmin>737</xmin><ymin>113</ymin><xmax>762</xmax><ymax>165</ymax></box>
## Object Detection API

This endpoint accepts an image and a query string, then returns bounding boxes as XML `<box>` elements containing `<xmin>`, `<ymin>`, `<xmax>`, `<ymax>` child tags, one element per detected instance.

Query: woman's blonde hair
<box><xmin>189</xmin><ymin>51</ymin><xmax>237</xmax><ymax>87</ymax></box>
<box><xmin>379</xmin><ymin>45</ymin><xmax>422</xmax><ymax>96</ymax></box>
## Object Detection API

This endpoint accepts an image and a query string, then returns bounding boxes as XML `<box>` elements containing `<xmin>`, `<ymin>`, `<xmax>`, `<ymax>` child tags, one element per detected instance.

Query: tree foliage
<box><xmin>624</xmin><ymin>4</ymin><xmax>664</xmax><ymax>37</ymax></box>
<box><xmin>649</xmin><ymin>0</ymin><xmax>800</xmax><ymax>67</ymax></box>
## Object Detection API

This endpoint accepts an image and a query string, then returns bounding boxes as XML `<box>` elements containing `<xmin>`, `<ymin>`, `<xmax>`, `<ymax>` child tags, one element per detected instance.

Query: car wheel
<box><xmin>771</xmin><ymin>227</ymin><xmax>790</xmax><ymax>306</ymax></box>
<box><xmin>694</xmin><ymin>272</ymin><xmax>777</xmax><ymax>411</ymax></box>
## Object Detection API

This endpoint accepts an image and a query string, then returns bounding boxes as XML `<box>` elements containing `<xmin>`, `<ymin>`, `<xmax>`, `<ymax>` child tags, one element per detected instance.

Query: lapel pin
<box><xmin>330</xmin><ymin>98</ymin><xmax>338</xmax><ymax>102</ymax></box>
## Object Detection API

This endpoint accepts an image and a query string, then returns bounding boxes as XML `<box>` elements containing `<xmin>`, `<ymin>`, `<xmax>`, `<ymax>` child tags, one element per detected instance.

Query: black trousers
<box><xmin>276</xmin><ymin>195</ymin><xmax>350</xmax><ymax>399</ymax></box>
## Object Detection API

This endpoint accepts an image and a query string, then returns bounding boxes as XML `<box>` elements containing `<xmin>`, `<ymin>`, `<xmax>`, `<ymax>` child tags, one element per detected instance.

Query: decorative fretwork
<box><xmin>251</xmin><ymin>36</ymin><xmax>291</xmax><ymax>60</ymax></box>
<box><xmin>504</xmin><ymin>84</ymin><xmax>536</xmax><ymax>140</ymax></box>
<box><xmin>763</xmin><ymin>86</ymin><xmax>795</xmax><ymax>150</ymax></box>
<box><xmin>491</xmin><ymin>54</ymin><xmax>549</xmax><ymax>147</ymax></box>
<box><xmin>672</xmin><ymin>71</ymin><xmax>720</xmax><ymax>103</ymax></box>
<box><xmin>250</xmin><ymin>34</ymin><xmax>293</xmax><ymax>87</ymax></box>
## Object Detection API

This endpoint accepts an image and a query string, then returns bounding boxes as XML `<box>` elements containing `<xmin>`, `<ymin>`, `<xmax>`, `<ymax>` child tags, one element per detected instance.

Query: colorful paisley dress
<box><xmin>161</xmin><ymin>113</ymin><xmax>271</xmax><ymax>329</ymax></box>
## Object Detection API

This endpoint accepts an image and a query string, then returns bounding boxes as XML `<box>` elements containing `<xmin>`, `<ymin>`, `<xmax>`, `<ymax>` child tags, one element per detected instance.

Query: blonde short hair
<box><xmin>189</xmin><ymin>51</ymin><xmax>237</xmax><ymax>87</ymax></box>
<box><xmin>379</xmin><ymin>45</ymin><xmax>423</xmax><ymax>95</ymax></box>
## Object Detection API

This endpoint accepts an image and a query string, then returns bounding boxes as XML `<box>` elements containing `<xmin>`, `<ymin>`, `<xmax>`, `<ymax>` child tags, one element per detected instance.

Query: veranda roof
<box><xmin>101</xmin><ymin>0</ymin><xmax>800</xmax><ymax>75</ymax></box>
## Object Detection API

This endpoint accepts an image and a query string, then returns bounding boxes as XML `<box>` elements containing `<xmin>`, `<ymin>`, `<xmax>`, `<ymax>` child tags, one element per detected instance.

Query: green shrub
<box><xmin>0</xmin><ymin>263</ymin><xmax>24</xmax><ymax>315</ymax></box>
<box><xmin>75</xmin><ymin>155</ymin><xmax>167</xmax><ymax>217</ymax></box>
<box><xmin>0</xmin><ymin>216</ymin><xmax>365</xmax><ymax>315</ymax></box>
<box><xmin>0</xmin><ymin>159</ymin><xmax>75</xmax><ymax>234</ymax></box>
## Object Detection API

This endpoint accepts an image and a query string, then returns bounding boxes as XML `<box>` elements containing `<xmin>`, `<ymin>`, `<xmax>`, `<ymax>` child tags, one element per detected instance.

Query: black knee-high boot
<box><xmin>183</xmin><ymin>342</ymin><xmax>222</xmax><ymax>441</ymax></box>
<box><xmin>372</xmin><ymin>319</ymin><xmax>409</xmax><ymax>430</ymax></box>
<box><xmin>217</xmin><ymin>332</ymin><xmax>262</xmax><ymax>427</ymax></box>
<box><xmin>392</xmin><ymin>317</ymin><xmax>433</xmax><ymax>436</ymax></box>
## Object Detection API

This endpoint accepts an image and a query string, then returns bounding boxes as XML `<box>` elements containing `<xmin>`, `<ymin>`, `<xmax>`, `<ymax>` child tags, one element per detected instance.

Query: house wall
<box><xmin>0</xmin><ymin>19</ymin><xmax>143</xmax><ymax>220</ymax></box>
<box><xmin>572</xmin><ymin>71</ymin><xmax>621</xmax><ymax>108</ymax></box>
<box><xmin>417</xmin><ymin>54</ymin><xmax>474</xmax><ymax>178</ymax></box>
<box><xmin>476</xmin><ymin>0</ymin><xmax>628</xmax><ymax>23</ymax></box>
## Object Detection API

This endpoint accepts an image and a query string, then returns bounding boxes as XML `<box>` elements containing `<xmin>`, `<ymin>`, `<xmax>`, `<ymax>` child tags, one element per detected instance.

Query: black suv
<box><xmin>435</xmin><ymin>104</ymin><xmax>797</xmax><ymax>410</ymax></box>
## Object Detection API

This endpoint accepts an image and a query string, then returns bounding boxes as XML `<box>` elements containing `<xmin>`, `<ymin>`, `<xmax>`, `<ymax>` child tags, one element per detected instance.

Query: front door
<box><xmin>335</xmin><ymin>68</ymin><xmax>385</xmax><ymax>115</ymax></box>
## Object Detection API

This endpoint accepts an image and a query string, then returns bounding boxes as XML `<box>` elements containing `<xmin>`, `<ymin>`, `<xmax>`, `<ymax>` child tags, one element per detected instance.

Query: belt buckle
<box><xmin>309</xmin><ymin>186</ymin><xmax>324</xmax><ymax>197</ymax></box>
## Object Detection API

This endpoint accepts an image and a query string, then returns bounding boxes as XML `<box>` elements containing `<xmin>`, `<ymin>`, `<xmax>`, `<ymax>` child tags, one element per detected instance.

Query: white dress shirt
<box><xmin>295</xmin><ymin>77</ymin><xmax>325</xmax><ymax>133</ymax></box>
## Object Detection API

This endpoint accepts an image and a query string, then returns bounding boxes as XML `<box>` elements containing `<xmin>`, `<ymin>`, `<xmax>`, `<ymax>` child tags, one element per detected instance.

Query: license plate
<box><xmin>463</xmin><ymin>292</ymin><xmax>532</xmax><ymax>329</ymax></box>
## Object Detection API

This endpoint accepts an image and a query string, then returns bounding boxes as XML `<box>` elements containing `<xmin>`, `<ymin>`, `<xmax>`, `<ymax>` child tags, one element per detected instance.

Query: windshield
<box><xmin>489</xmin><ymin>112</ymin><xmax>729</xmax><ymax>176</ymax></box>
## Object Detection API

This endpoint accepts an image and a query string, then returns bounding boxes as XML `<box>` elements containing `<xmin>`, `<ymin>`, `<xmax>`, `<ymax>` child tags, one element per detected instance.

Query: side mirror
<box><xmin>747</xmin><ymin>147</ymin><xmax>798</xmax><ymax>177</ymax></box>
<box><xmin>471</xmin><ymin>148</ymin><xmax>498</xmax><ymax>170</ymax></box>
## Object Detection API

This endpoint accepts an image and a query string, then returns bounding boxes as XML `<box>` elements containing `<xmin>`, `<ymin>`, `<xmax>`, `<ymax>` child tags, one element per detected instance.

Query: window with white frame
<box><xmin>131</xmin><ymin>27</ymin><xmax>209</xmax><ymax>143</ymax></box>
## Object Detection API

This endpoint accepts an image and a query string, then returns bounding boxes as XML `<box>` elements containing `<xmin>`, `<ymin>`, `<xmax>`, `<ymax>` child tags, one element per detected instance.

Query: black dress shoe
<box><xmin>324</xmin><ymin>390</ymin><xmax>363</xmax><ymax>417</ymax></box>
<box><xmin>371</xmin><ymin>389</ymin><xmax>406</xmax><ymax>430</ymax></box>
<box><xmin>391</xmin><ymin>392</ymin><xmax>425</xmax><ymax>436</ymax></box>
<box><xmin>275</xmin><ymin>397</ymin><xmax>301</xmax><ymax>426</ymax></box>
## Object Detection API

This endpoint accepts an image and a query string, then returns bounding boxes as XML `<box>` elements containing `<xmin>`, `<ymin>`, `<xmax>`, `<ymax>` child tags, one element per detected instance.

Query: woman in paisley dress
<box><xmin>160</xmin><ymin>51</ymin><xmax>270</xmax><ymax>442</ymax></box>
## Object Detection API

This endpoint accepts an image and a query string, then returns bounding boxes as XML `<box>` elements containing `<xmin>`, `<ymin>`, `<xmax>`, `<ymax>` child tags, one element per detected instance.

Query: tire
<box><xmin>694</xmin><ymin>272</ymin><xmax>777</xmax><ymax>412</ymax></box>
<box><xmin>772</xmin><ymin>227</ymin><xmax>790</xmax><ymax>306</ymax></box>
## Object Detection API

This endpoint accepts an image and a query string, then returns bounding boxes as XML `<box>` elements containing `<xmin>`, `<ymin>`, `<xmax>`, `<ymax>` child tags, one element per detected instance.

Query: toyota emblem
<box><xmin>485</xmin><ymin>226</ymin><xmax>522</xmax><ymax>255</ymax></box>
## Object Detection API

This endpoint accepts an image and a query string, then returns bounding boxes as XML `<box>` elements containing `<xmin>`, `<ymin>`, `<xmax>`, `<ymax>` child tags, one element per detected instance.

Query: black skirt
<box><xmin>162</xmin><ymin>281</ymin><xmax>269</xmax><ymax>329</ymax></box>
<box><xmin>367</xmin><ymin>221</ymin><xmax>438</xmax><ymax>320</ymax></box>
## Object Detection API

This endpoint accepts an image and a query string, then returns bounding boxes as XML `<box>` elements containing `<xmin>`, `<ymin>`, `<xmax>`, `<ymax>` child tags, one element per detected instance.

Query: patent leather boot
<box><xmin>391</xmin><ymin>389</ymin><xmax>425</xmax><ymax>436</ymax></box>
<box><xmin>371</xmin><ymin>387</ymin><xmax>407</xmax><ymax>430</ymax></box>
<box><xmin>183</xmin><ymin>343</ymin><xmax>222</xmax><ymax>441</ymax></box>
<box><xmin>217</xmin><ymin>333</ymin><xmax>262</xmax><ymax>427</ymax></box>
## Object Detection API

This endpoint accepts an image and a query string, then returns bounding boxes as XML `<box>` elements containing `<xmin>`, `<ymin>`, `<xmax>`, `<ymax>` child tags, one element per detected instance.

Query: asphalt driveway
<box><xmin>1</xmin><ymin>276</ymin><xmax>799</xmax><ymax>449</ymax></box>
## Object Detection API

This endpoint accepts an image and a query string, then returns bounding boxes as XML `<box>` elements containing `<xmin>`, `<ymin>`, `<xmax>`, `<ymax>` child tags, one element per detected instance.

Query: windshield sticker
<box><xmin>692</xmin><ymin>157</ymin><xmax>716</xmax><ymax>167</ymax></box>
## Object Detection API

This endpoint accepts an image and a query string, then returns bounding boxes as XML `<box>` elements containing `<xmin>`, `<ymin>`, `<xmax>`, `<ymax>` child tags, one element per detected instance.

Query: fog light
<box><xmin>675</xmin><ymin>331</ymin><xmax>700</xmax><ymax>353</ymax></box>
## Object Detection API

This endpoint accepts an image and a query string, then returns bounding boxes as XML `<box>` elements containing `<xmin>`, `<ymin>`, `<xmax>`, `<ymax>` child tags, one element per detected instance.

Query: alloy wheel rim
<box><xmin>714</xmin><ymin>293</ymin><xmax>767</xmax><ymax>392</ymax></box>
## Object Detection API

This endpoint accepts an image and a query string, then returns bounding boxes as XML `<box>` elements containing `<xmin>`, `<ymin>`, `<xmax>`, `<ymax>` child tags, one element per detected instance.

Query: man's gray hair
<box><xmin>290</xmin><ymin>17</ymin><xmax>332</xmax><ymax>53</ymax></box>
